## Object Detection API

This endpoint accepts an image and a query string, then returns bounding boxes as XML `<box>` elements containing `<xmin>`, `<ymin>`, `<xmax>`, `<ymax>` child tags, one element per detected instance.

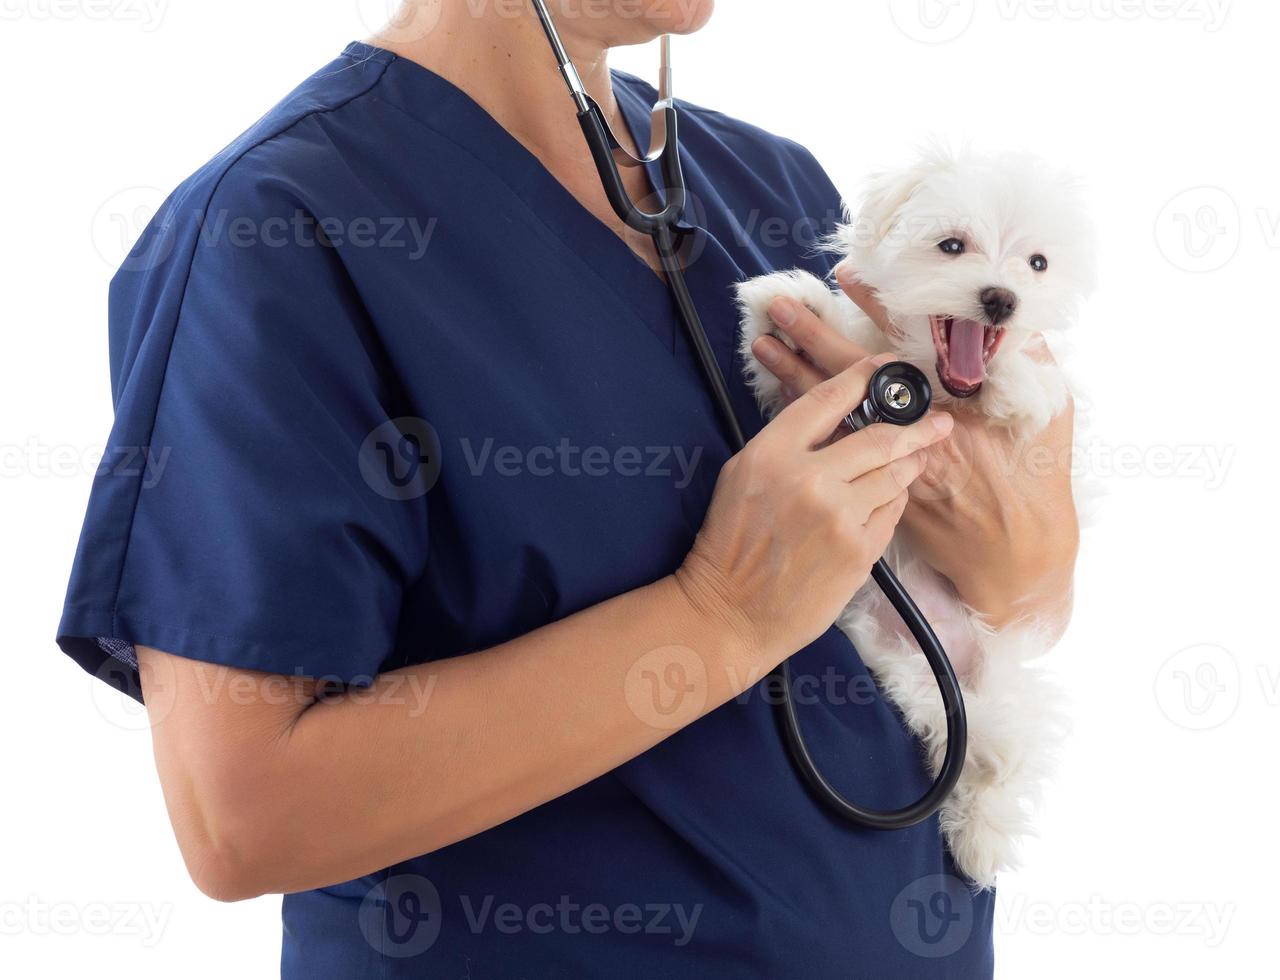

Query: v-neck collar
<box><xmin>348</xmin><ymin>42</ymin><xmax>694</xmax><ymax>354</ymax></box>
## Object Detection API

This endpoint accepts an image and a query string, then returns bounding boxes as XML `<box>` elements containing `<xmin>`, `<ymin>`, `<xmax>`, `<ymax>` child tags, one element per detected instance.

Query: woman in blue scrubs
<box><xmin>57</xmin><ymin>2</ymin><xmax>1080</xmax><ymax>976</ymax></box>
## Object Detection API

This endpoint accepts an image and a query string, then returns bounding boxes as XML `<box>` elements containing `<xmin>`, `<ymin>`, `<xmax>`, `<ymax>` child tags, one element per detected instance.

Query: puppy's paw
<box><xmin>735</xmin><ymin>270</ymin><xmax>844</xmax><ymax>418</ymax></box>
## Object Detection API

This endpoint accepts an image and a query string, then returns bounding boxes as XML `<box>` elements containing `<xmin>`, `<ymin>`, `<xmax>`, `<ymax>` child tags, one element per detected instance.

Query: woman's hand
<box><xmin>675</xmin><ymin>355</ymin><xmax>955</xmax><ymax>662</ymax></box>
<box><xmin>748</xmin><ymin>272</ymin><xmax>1079</xmax><ymax>632</ymax></box>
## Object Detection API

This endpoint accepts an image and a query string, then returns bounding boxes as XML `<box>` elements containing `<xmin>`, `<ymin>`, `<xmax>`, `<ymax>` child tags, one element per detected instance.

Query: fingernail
<box><xmin>932</xmin><ymin>413</ymin><xmax>954</xmax><ymax>434</ymax></box>
<box><xmin>836</xmin><ymin>264</ymin><xmax>859</xmax><ymax>287</ymax></box>
<box><xmin>753</xmin><ymin>337</ymin><xmax>781</xmax><ymax>366</ymax></box>
<box><xmin>871</xmin><ymin>352</ymin><xmax>895</xmax><ymax>367</ymax></box>
<box><xmin>768</xmin><ymin>297</ymin><xmax>797</xmax><ymax>328</ymax></box>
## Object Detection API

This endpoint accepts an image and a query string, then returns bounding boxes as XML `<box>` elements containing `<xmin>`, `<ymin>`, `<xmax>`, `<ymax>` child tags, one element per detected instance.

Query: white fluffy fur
<box><xmin>735</xmin><ymin>147</ymin><xmax>1094</xmax><ymax>889</ymax></box>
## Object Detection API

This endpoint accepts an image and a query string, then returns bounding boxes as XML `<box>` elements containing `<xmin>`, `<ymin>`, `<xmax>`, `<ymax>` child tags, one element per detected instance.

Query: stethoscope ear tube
<box><xmin>535</xmin><ymin>11</ymin><xmax>967</xmax><ymax>830</ymax></box>
<box><xmin>783</xmin><ymin>362</ymin><xmax>968</xmax><ymax>829</ymax></box>
<box><xmin>576</xmin><ymin>102</ymin><xmax>686</xmax><ymax>237</ymax></box>
<box><xmin>774</xmin><ymin>561</ymin><xmax>967</xmax><ymax>829</ymax></box>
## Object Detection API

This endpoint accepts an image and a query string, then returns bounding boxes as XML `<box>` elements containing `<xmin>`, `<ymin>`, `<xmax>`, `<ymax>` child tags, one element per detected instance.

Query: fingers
<box><xmin>766</xmin><ymin>353</ymin><xmax>896</xmax><ymax>448</ymax></box>
<box><xmin>826</xmin><ymin>412</ymin><xmax>954</xmax><ymax>480</ymax></box>
<box><xmin>847</xmin><ymin>451</ymin><xmax>930</xmax><ymax>522</ymax></box>
<box><xmin>750</xmin><ymin>335</ymin><xmax>827</xmax><ymax>401</ymax></box>
<box><xmin>835</xmin><ymin>264</ymin><xmax>894</xmax><ymax>337</ymax></box>
<box><xmin>862</xmin><ymin>490</ymin><xmax>911</xmax><ymax>552</ymax></box>
<box><xmin>765</xmin><ymin>296</ymin><xmax>870</xmax><ymax>378</ymax></box>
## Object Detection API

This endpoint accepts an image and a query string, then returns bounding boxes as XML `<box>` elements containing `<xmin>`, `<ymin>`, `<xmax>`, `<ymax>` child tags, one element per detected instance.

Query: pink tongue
<box><xmin>948</xmin><ymin>319</ymin><xmax>986</xmax><ymax>385</ymax></box>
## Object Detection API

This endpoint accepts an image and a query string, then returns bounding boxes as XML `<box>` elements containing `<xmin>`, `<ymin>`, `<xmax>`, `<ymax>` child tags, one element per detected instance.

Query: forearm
<box><xmin>144</xmin><ymin>575</ymin><xmax>761</xmax><ymax>900</ymax></box>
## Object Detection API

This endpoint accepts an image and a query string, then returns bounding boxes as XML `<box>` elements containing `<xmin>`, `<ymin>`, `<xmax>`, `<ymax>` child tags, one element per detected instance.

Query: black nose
<box><xmin>980</xmin><ymin>287</ymin><xmax>1018</xmax><ymax>326</ymax></box>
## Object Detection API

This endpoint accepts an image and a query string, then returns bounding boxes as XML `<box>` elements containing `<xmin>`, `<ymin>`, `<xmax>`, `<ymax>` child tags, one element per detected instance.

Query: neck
<box><xmin>371</xmin><ymin>1</ymin><xmax>630</xmax><ymax>167</ymax></box>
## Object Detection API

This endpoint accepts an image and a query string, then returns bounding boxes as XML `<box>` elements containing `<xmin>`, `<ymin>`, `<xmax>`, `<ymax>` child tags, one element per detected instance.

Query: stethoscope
<box><xmin>531</xmin><ymin>3</ymin><xmax>967</xmax><ymax>830</ymax></box>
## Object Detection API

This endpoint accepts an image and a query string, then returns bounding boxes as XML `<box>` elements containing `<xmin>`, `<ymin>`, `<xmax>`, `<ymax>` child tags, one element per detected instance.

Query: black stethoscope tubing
<box><xmin>532</xmin><ymin>7</ymin><xmax>967</xmax><ymax>830</ymax></box>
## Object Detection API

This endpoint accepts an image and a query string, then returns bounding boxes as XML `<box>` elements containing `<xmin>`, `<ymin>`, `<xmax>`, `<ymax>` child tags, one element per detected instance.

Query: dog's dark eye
<box><xmin>1030</xmin><ymin>254</ymin><xmax>1049</xmax><ymax>272</ymax></box>
<box><xmin>938</xmin><ymin>238</ymin><xmax>966</xmax><ymax>256</ymax></box>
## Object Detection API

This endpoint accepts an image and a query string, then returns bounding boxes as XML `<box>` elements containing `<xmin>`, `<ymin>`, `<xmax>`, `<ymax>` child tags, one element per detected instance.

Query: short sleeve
<box><xmin>56</xmin><ymin>156</ymin><xmax>431</xmax><ymax>701</ymax></box>
<box><xmin>780</xmin><ymin>140</ymin><xmax>848</xmax><ymax>280</ymax></box>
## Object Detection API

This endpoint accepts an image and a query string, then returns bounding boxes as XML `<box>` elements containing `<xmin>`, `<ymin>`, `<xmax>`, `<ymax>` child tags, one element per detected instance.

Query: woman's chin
<box><xmin>644</xmin><ymin>0</ymin><xmax>716</xmax><ymax>36</ymax></box>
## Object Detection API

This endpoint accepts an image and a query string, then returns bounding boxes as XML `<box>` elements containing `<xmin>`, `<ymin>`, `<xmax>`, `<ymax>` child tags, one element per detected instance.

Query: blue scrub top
<box><xmin>58</xmin><ymin>42</ymin><xmax>994</xmax><ymax>978</ymax></box>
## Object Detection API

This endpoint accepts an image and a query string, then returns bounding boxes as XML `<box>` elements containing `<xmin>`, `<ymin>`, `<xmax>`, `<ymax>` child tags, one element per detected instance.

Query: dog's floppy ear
<box><xmin>857</xmin><ymin>166</ymin><xmax>931</xmax><ymax>244</ymax></box>
<box><xmin>835</xmin><ymin>147</ymin><xmax>955</xmax><ymax>261</ymax></box>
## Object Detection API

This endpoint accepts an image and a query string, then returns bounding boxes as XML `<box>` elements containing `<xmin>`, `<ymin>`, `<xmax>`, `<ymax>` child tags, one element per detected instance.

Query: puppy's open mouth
<box><xmin>929</xmin><ymin>315</ymin><xmax>1006</xmax><ymax>399</ymax></box>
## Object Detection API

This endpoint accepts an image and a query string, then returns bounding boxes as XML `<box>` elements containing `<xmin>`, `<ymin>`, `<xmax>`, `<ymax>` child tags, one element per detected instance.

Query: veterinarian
<box><xmin>56</xmin><ymin>1</ymin><xmax>1078</xmax><ymax>976</ymax></box>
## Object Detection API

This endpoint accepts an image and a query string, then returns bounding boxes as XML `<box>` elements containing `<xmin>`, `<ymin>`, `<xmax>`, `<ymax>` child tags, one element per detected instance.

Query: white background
<box><xmin>2</xmin><ymin>0</ymin><xmax>1276</xmax><ymax>977</ymax></box>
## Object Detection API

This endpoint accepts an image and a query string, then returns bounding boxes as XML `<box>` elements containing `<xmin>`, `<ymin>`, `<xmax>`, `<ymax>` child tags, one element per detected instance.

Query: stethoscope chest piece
<box><xmin>847</xmin><ymin>362</ymin><xmax>933</xmax><ymax>432</ymax></box>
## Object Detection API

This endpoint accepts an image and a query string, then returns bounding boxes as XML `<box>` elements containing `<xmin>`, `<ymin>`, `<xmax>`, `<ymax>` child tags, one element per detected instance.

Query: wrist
<box><xmin>667</xmin><ymin>563</ymin><xmax>771</xmax><ymax>687</ymax></box>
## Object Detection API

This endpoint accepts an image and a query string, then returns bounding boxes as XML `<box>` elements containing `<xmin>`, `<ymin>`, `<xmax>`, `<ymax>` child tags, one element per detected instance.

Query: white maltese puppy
<box><xmin>736</xmin><ymin>147</ymin><xmax>1094</xmax><ymax>888</ymax></box>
